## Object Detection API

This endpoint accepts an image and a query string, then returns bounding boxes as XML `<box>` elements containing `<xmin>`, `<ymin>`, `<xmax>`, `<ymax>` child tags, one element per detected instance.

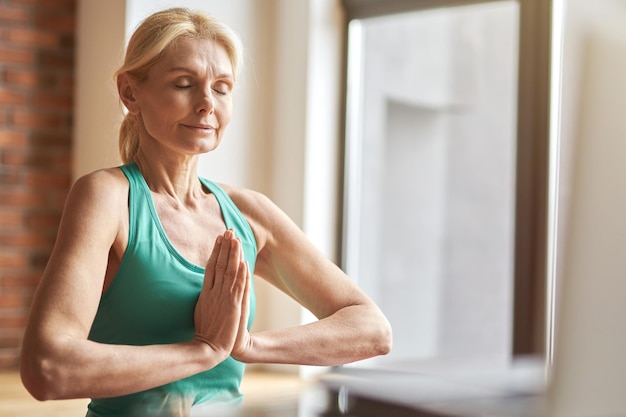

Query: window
<box><xmin>341</xmin><ymin>0</ymin><xmax>553</xmax><ymax>368</ymax></box>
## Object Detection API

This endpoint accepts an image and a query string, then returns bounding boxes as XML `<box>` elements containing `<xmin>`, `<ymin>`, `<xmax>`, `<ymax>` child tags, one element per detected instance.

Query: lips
<box><xmin>195</xmin><ymin>124</ymin><xmax>215</xmax><ymax>129</ymax></box>
<box><xmin>183</xmin><ymin>123</ymin><xmax>216</xmax><ymax>131</ymax></box>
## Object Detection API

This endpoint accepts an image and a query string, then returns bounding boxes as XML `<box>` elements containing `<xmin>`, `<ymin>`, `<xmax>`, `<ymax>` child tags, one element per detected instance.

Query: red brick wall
<box><xmin>0</xmin><ymin>0</ymin><xmax>75</xmax><ymax>369</ymax></box>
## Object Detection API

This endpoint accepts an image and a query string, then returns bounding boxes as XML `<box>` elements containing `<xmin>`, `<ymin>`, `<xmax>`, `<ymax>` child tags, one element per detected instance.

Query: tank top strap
<box><xmin>119</xmin><ymin>161</ymin><xmax>141</xmax><ymax>183</ymax></box>
<box><xmin>199</xmin><ymin>178</ymin><xmax>258</xmax><ymax>257</ymax></box>
<box><xmin>118</xmin><ymin>162</ymin><xmax>145</xmax><ymax>252</ymax></box>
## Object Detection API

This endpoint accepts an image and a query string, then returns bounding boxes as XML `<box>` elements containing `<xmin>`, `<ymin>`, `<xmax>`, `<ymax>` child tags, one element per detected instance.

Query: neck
<box><xmin>134</xmin><ymin>149</ymin><xmax>204</xmax><ymax>203</ymax></box>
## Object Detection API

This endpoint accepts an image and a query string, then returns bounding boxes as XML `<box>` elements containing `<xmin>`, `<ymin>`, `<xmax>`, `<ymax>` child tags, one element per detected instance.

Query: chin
<box><xmin>194</xmin><ymin>139</ymin><xmax>221</xmax><ymax>154</ymax></box>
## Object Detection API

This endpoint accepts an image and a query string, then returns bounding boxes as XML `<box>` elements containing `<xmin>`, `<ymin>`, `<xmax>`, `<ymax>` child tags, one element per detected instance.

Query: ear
<box><xmin>117</xmin><ymin>73</ymin><xmax>140</xmax><ymax>115</ymax></box>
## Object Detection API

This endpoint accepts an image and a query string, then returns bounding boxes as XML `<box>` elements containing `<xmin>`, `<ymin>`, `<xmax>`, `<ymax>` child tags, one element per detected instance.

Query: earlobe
<box><xmin>117</xmin><ymin>73</ymin><xmax>140</xmax><ymax>115</ymax></box>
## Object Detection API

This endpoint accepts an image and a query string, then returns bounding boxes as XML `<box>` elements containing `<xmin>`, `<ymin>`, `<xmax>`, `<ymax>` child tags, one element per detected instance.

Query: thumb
<box><xmin>202</xmin><ymin>234</ymin><xmax>224</xmax><ymax>291</ymax></box>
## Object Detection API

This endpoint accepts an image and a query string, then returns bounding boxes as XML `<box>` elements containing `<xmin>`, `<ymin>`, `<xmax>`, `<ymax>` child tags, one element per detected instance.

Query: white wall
<box><xmin>73</xmin><ymin>0</ymin><xmax>127</xmax><ymax>177</ymax></box>
<box><xmin>543</xmin><ymin>2</ymin><xmax>626</xmax><ymax>414</ymax></box>
<box><xmin>555</xmin><ymin>0</ymin><xmax>626</xmax><ymax>280</ymax></box>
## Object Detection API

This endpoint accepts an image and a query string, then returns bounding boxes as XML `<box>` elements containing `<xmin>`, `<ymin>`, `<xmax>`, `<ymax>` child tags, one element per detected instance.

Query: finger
<box><xmin>203</xmin><ymin>234</ymin><xmax>223</xmax><ymax>291</ymax></box>
<box><xmin>213</xmin><ymin>230</ymin><xmax>235</xmax><ymax>290</ymax></box>
<box><xmin>232</xmin><ymin>262</ymin><xmax>251</xmax><ymax>359</ymax></box>
<box><xmin>222</xmin><ymin>236</ymin><xmax>242</xmax><ymax>290</ymax></box>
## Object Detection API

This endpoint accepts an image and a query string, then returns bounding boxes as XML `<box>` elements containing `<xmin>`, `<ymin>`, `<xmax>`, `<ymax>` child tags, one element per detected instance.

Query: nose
<box><xmin>196</xmin><ymin>89</ymin><xmax>215</xmax><ymax>114</ymax></box>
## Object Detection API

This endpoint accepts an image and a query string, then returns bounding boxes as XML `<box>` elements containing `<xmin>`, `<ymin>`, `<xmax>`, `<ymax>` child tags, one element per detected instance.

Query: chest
<box><xmin>151</xmin><ymin>193</ymin><xmax>226</xmax><ymax>267</ymax></box>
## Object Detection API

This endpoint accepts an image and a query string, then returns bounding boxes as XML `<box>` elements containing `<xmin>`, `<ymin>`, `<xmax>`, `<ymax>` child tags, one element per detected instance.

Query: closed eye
<box><xmin>213</xmin><ymin>80</ymin><xmax>232</xmax><ymax>96</ymax></box>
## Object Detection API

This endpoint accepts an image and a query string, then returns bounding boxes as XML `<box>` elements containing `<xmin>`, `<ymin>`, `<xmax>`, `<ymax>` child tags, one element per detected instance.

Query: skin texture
<box><xmin>20</xmin><ymin>37</ymin><xmax>392</xmax><ymax>403</ymax></box>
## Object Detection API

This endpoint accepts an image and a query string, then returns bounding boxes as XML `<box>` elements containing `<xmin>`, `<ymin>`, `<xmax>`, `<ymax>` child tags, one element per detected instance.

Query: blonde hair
<box><xmin>115</xmin><ymin>8</ymin><xmax>244</xmax><ymax>163</ymax></box>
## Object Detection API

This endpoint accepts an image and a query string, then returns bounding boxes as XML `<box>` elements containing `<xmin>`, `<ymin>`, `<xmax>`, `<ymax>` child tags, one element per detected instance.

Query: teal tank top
<box><xmin>86</xmin><ymin>162</ymin><xmax>257</xmax><ymax>417</ymax></box>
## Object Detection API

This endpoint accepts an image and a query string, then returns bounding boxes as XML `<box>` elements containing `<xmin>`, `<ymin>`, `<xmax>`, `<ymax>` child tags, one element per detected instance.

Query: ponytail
<box><xmin>118</xmin><ymin>113</ymin><xmax>140</xmax><ymax>164</ymax></box>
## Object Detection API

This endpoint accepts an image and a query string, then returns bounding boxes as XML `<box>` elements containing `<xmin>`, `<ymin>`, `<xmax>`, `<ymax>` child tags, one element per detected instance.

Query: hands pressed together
<box><xmin>193</xmin><ymin>229</ymin><xmax>253</xmax><ymax>363</ymax></box>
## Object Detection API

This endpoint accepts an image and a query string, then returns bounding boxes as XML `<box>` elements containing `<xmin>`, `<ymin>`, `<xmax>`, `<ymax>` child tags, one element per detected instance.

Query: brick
<box><xmin>52</xmin><ymin>152</ymin><xmax>72</xmax><ymax>171</ymax></box>
<box><xmin>0</xmin><ymin>46</ymin><xmax>34</xmax><ymax>64</ymax></box>
<box><xmin>0</xmin><ymin>328</ymin><xmax>24</xmax><ymax>349</ymax></box>
<box><xmin>38</xmin><ymin>49</ymin><xmax>73</xmax><ymax>70</ymax></box>
<box><xmin>3</xmin><ymin>69</ymin><xmax>36</xmax><ymax>87</ymax></box>
<box><xmin>0</xmin><ymin>292</ymin><xmax>24</xmax><ymax>308</ymax></box>
<box><xmin>9</xmin><ymin>0</ymin><xmax>35</xmax><ymax>5</ymax></box>
<box><xmin>25</xmin><ymin>171</ymin><xmax>71</xmax><ymax>188</ymax></box>
<box><xmin>33</xmin><ymin>92</ymin><xmax>72</xmax><ymax>109</ymax></box>
<box><xmin>0</xmin><ymin>5</ymin><xmax>30</xmax><ymax>24</ymax></box>
<box><xmin>0</xmin><ymin>130</ymin><xmax>28</xmax><ymax>147</ymax></box>
<box><xmin>1</xmin><ymin>148</ymin><xmax>57</xmax><ymax>168</ymax></box>
<box><xmin>52</xmin><ymin>73</ymin><xmax>71</xmax><ymax>89</ymax></box>
<box><xmin>0</xmin><ymin>88</ymin><xmax>27</xmax><ymax>105</ymax></box>
<box><xmin>0</xmin><ymin>349</ymin><xmax>20</xmax><ymax>370</ymax></box>
<box><xmin>26</xmin><ymin>211</ymin><xmax>62</xmax><ymax>230</ymax></box>
<box><xmin>0</xmin><ymin>314</ymin><xmax>28</xmax><ymax>330</ymax></box>
<box><xmin>0</xmin><ymin>170</ymin><xmax>22</xmax><ymax>186</ymax></box>
<box><xmin>58</xmin><ymin>74</ymin><xmax>74</xmax><ymax>91</ymax></box>
<box><xmin>11</xmin><ymin>109</ymin><xmax>61</xmax><ymax>129</ymax></box>
<box><xmin>0</xmin><ymin>0</ymin><xmax>75</xmax><ymax>373</ymax></box>
<box><xmin>0</xmin><ymin>251</ymin><xmax>28</xmax><ymax>268</ymax></box>
<box><xmin>23</xmin><ymin>0</ymin><xmax>75</xmax><ymax>10</ymax></box>
<box><xmin>7</xmin><ymin>27</ymin><xmax>59</xmax><ymax>48</ymax></box>
<box><xmin>3</xmin><ymin>69</ymin><xmax>56</xmax><ymax>88</ymax></box>
<box><xmin>1</xmin><ymin>271</ymin><xmax>41</xmax><ymax>289</ymax></box>
<box><xmin>0</xmin><ymin>269</ymin><xmax>42</xmax><ymax>282</ymax></box>
<box><xmin>34</xmin><ymin>14</ymin><xmax>75</xmax><ymax>33</ymax></box>
<box><xmin>0</xmin><ymin>231</ymin><xmax>53</xmax><ymax>249</ymax></box>
<box><xmin>0</xmin><ymin>190</ymin><xmax>48</xmax><ymax>206</ymax></box>
<box><xmin>30</xmin><ymin>132</ymin><xmax>72</xmax><ymax>147</ymax></box>
<box><xmin>59</xmin><ymin>33</ymin><xmax>74</xmax><ymax>49</ymax></box>
<box><xmin>0</xmin><ymin>211</ymin><xmax>24</xmax><ymax>228</ymax></box>
<box><xmin>0</xmin><ymin>149</ymin><xmax>28</xmax><ymax>166</ymax></box>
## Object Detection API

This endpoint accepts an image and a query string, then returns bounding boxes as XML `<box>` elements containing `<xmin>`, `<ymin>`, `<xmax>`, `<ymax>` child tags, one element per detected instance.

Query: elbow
<box><xmin>356</xmin><ymin>307</ymin><xmax>393</xmax><ymax>359</ymax></box>
<box><xmin>374</xmin><ymin>319</ymin><xmax>393</xmax><ymax>356</ymax></box>
<box><xmin>20</xmin><ymin>351</ymin><xmax>66</xmax><ymax>401</ymax></box>
<box><xmin>357</xmin><ymin>316</ymin><xmax>392</xmax><ymax>359</ymax></box>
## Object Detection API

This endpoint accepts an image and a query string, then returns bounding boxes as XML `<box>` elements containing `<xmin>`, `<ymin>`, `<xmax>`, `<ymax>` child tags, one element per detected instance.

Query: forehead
<box><xmin>154</xmin><ymin>37</ymin><xmax>233</xmax><ymax>77</ymax></box>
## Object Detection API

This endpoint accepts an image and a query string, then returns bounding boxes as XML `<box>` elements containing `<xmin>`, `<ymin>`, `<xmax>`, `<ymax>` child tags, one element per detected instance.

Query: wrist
<box><xmin>189</xmin><ymin>338</ymin><xmax>231</xmax><ymax>368</ymax></box>
<box><xmin>231</xmin><ymin>333</ymin><xmax>256</xmax><ymax>363</ymax></box>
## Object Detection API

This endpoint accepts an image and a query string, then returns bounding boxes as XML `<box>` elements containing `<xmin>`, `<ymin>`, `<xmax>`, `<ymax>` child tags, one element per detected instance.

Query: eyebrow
<box><xmin>167</xmin><ymin>66</ymin><xmax>234</xmax><ymax>80</ymax></box>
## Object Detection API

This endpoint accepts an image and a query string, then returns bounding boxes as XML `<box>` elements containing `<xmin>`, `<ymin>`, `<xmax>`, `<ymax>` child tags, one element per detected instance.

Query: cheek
<box><xmin>153</xmin><ymin>95</ymin><xmax>186</xmax><ymax>116</ymax></box>
<box><xmin>217</xmin><ymin>100</ymin><xmax>233</xmax><ymax>126</ymax></box>
<box><xmin>140</xmin><ymin>104</ymin><xmax>167</xmax><ymax>131</ymax></box>
<box><xmin>140</xmin><ymin>95</ymin><xmax>185</xmax><ymax>128</ymax></box>
<box><xmin>140</xmin><ymin>87</ymin><xmax>186</xmax><ymax>113</ymax></box>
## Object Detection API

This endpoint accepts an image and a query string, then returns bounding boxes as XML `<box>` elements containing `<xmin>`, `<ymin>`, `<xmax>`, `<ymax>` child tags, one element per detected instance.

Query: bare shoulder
<box><xmin>61</xmin><ymin>167</ymin><xmax>129</xmax><ymax>239</ymax></box>
<box><xmin>70</xmin><ymin>167</ymin><xmax>128</xmax><ymax>199</ymax></box>
<box><xmin>218</xmin><ymin>184</ymin><xmax>277</xmax><ymax>215</ymax></box>
<box><xmin>216</xmin><ymin>184</ymin><xmax>294</xmax><ymax>249</ymax></box>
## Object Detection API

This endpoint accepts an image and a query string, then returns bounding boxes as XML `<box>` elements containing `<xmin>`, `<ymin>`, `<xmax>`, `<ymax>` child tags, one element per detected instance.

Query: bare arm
<box><xmin>229</xmin><ymin>190</ymin><xmax>392</xmax><ymax>366</ymax></box>
<box><xmin>20</xmin><ymin>170</ymin><xmax>244</xmax><ymax>401</ymax></box>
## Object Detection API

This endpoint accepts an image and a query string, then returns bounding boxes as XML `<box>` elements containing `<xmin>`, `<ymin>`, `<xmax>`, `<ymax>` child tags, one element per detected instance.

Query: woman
<box><xmin>20</xmin><ymin>7</ymin><xmax>391</xmax><ymax>417</ymax></box>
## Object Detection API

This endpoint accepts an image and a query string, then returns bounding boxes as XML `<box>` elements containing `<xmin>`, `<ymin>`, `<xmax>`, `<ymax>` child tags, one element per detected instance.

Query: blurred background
<box><xmin>0</xmin><ymin>0</ymin><xmax>625</xmax><ymax>400</ymax></box>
